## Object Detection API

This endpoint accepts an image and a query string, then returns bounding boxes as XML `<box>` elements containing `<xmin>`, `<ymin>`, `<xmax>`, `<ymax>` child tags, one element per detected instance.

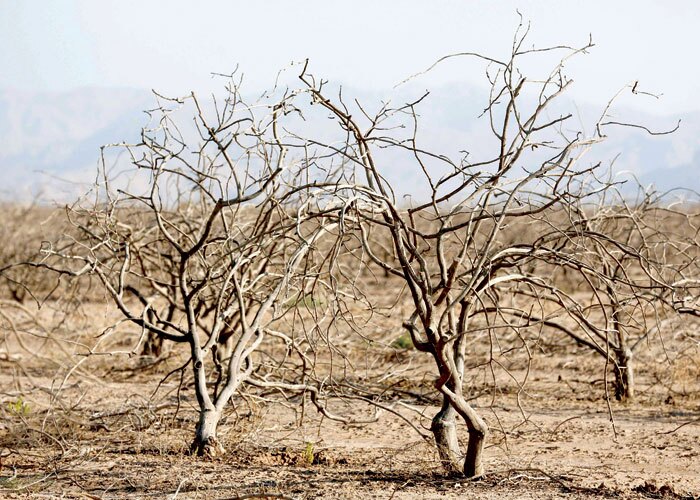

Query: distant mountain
<box><xmin>0</xmin><ymin>84</ymin><xmax>697</xmax><ymax>202</ymax></box>
<box><xmin>581</xmin><ymin>108</ymin><xmax>700</xmax><ymax>194</ymax></box>
<box><xmin>638</xmin><ymin>148</ymin><xmax>700</xmax><ymax>195</ymax></box>
<box><xmin>0</xmin><ymin>87</ymin><xmax>152</xmax><ymax>201</ymax></box>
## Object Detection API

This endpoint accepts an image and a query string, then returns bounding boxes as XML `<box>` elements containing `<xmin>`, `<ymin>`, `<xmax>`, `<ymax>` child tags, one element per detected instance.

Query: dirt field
<box><xmin>0</xmin><ymin>300</ymin><xmax>698</xmax><ymax>499</ymax></box>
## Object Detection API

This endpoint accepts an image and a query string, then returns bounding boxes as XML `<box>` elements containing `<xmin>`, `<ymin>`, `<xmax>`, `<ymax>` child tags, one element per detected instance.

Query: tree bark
<box><xmin>446</xmin><ymin>392</ymin><xmax>488</xmax><ymax>478</ymax></box>
<box><xmin>431</xmin><ymin>395</ymin><xmax>462</xmax><ymax>473</ymax></box>
<box><xmin>464</xmin><ymin>425</ymin><xmax>487</xmax><ymax>478</ymax></box>
<box><xmin>613</xmin><ymin>347</ymin><xmax>635</xmax><ymax>401</ymax></box>
<box><xmin>433</xmin><ymin>342</ymin><xmax>488</xmax><ymax>478</ymax></box>
<box><xmin>190</xmin><ymin>408</ymin><xmax>225</xmax><ymax>458</ymax></box>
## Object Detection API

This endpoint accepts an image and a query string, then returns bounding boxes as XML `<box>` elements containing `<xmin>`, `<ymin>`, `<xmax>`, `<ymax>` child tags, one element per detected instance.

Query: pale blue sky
<box><xmin>2</xmin><ymin>0</ymin><xmax>698</xmax><ymax>114</ymax></box>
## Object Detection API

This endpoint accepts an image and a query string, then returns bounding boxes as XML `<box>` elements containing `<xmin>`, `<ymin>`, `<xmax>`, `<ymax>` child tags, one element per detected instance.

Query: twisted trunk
<box><xmin>431</xmin><ymin>395</ymin><xmax>462</xmax><ymax>473</ymax></box>
<box><xmin>448</xmin><ymin>391</ymin><xmax>488</xmax><ymax>478</ymax></box>
<box><xmin>433</xmin><ymin>339</ymin><xmax>488</xmax><ymax>478</ymax></box>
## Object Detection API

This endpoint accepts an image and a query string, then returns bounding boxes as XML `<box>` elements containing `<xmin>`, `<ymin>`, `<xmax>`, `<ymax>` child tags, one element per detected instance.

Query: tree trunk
<box><xmin>140</xmin><ymin>330</ymin><xmax>163</xmax><ymax>357</ymax></box>
<box><xmin>446</xmin><ymin>392</ymin><xmax>488</xmax><ymax>478</ymax></box>
<box><xmin>190</xmin><ymin>408</ymin><xmax>225</xmax><ymax>458</ymax></box>
<box><xmin>464</xmin><ymin>425</ymin><xmax>487</xmax><ymax>478</ymax></box>
<box><xmin>431</xmin><ymin>395</ymin><xmax>462</xmax><ymax>473</ymax></box>
<box><xmin>613</xmin><ymin>347</ymin><xmax>635</xmax><ymax>401</ymax></box>
<box><xmin>433</xmin><ymin>341</ymin><xmax>488</xmax><ymax>478</ymax></box>
<box><xmin>609</xmin><ymin>297</ymin><xmax>635</xmax><ymax>401</ymax></box>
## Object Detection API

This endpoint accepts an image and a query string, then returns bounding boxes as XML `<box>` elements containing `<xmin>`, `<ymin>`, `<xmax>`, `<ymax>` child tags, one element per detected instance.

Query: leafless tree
<box><xmin>292</xmin><ymin>24</ymin><xmax>686</xmax><ymax>477</ymax></box>
<box><xmin>535</xmin><ymin>186</ymin><xmax>700</xmax><ymax>401</ymax></box>
<box><xmin>37</xmin><ymin>80</ymin><xmax>353</xmax><ymax>457</ymax></box>
<box><xmin>23</xmin><ymin>21</ymin><xmax>695</xmax><ymax>479</ymax></box>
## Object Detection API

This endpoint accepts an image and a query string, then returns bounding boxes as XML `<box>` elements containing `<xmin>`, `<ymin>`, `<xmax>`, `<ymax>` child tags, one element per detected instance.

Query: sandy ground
<box><xmin>0</xmin><ymin>301</ymin><xmax>698</xmax><ymax>499</ymax></box>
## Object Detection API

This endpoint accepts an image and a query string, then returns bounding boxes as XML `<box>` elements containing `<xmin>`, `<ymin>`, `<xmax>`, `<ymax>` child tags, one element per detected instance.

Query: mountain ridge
<box><xmin>0</xmin><ymin>84</ymin><xmax>696</xmax><ymax>202</ymax></box>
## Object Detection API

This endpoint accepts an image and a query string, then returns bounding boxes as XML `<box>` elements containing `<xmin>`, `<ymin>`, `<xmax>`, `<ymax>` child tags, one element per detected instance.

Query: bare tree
<box><xmin>39</xmin><ymin>80</ymin><xmax>350</xmax><ymax>457</ymax></box>
<box><xmin>533</xmin><ymin>186</ymin><xmax>700</xmax><ymax>401</ymax></box>
<box><xmin>292</xmin><ymin>24</ymin><xmax>684</xmax><ymax>477</ymax></box>
<box><xmin>25</xmin><ymin>23</ymin><xmax>694</xmax><ymax>478</ymax></box>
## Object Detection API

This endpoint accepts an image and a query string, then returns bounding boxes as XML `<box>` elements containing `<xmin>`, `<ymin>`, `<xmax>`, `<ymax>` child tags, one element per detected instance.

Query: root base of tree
<box><xmin>189</xmin><ymin>437</ymin><xmax>225</xmax><ymax>459</ymax></box>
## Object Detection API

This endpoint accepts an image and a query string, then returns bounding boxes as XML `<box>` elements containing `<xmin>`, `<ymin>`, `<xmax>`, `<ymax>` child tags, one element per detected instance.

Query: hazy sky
<box><xmin>2</xmin><ymin>0</ymin><xmax>698</xmax><ymax>115</ymax></box>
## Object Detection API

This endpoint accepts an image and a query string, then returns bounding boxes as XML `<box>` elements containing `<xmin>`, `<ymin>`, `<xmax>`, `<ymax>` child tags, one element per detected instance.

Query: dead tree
<box><xmin>27</xmin><ymin>27</ymin><xmax>693</xmax><ymax>474</ymax></box>
<box><xmin>40</xmin><ymin>81</ymin><xmax>347</xmax><ymax>457</ymax></box>
<box><xmin>294</xmin><ymin>25</ymin><xmax>680</xmax><ymax>477</ymax></box>
<box><xmin>538</xmin><ymin>187</ymin><xmax>700</xmax><ymax>401</ymax></box>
